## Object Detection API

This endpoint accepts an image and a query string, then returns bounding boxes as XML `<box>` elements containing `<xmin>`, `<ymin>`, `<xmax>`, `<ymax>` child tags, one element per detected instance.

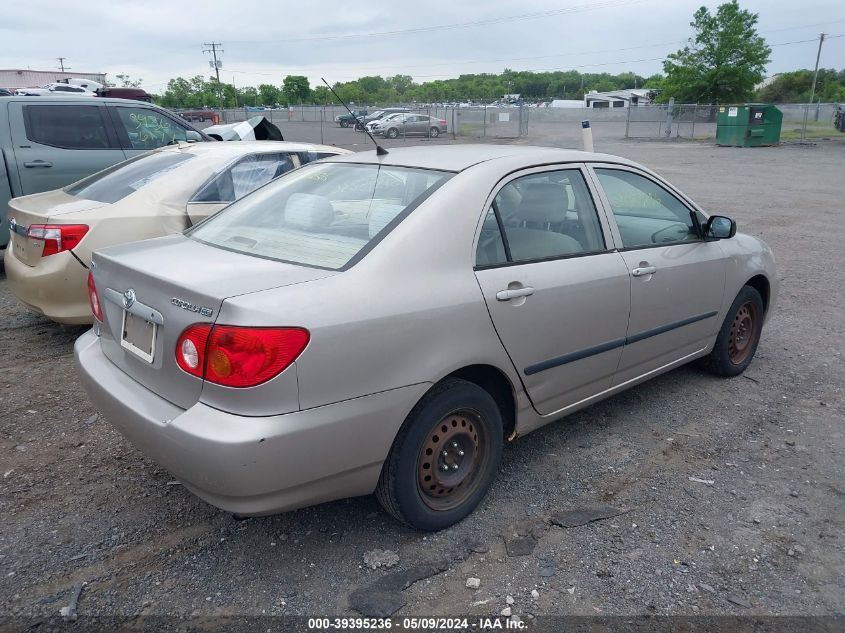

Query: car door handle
<box><xmin>632</xmin><ymin>265</ymin><xmax>657</xmax><ymax>277</ymax></box>
<box><xmin>23</xmin><ymin>160</ymin><xmax>52</xmax><ymax>168</ymax></box>
<box><xmin>496</xmin><ymin>287</ymin><xmax>535</xmax><ymax>301</ymax></box>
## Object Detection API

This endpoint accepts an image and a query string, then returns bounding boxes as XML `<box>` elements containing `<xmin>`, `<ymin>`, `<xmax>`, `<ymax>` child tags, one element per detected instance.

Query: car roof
<box><xmin>323</xmin><ymin>144</ymin><xmax>638</xmax><ymax>172</ymax></box>
<box><xmin>3</xmin><ymin>95</ymin><xmax>160</xmax><ymax>105</ymax></box>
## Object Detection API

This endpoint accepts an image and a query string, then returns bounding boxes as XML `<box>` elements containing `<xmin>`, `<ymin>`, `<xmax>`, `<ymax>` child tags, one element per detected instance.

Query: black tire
<box><xmin>340</xmin><ymin>120</ymin><xmax>349</xmax><ymax>128</ymax></box>
<box><xmin>701</xmin><ymin>285</ymin><xmax>764</xmax><ymax>377</ymax></box>
<box><xmin>386</xmin><ymin>127</ymin><xmax>399</xmax><ymax>139</ymax></box>
<box><xmin>376</xmin><ymin>378</ymin><xmax>503</xmax><ymax>531</ymax></box>
<box><xmin>429</xmin><ymin>127</ymin><xmax>440</xmax><ymax>138</ymax></box>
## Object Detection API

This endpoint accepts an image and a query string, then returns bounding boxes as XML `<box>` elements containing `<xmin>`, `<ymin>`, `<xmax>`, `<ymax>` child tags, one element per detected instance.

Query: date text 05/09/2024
<box><xmin>306</xmin><ymin>616</ymin><xmax>528</xmax><ymax>630</ymax></box>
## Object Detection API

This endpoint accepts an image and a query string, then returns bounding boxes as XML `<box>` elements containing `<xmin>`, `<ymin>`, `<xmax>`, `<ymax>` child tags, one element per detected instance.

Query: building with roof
<box><xmin>584</xmin><ymin>88</ymin><xmax>653</xmax><ymax>108</ymax></box>
<box><xmin>0</xmin><ymin>69</ymin><xmax>107</xmax><ymax>90</ymax></box>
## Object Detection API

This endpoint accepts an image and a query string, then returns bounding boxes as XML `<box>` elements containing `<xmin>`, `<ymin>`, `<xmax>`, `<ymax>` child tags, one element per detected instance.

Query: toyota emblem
<box><xmin>122</xmin><ymin>289</ymin><xmax>136</xmax><ymax>309</ymax></box>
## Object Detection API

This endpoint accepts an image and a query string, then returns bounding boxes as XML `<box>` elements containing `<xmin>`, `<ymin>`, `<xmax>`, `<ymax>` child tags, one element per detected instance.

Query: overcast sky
<box><xmin>1</xmin><ymin>0</ymin><xmax>843</xmax><ymax>93</ymax></box>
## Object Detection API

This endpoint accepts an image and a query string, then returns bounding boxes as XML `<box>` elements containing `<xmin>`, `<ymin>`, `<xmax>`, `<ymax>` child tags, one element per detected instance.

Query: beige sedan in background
<box><xmin>4</xmin><ymin>141</ymin><xmax>350</xmax><ymax>324</ymax></box>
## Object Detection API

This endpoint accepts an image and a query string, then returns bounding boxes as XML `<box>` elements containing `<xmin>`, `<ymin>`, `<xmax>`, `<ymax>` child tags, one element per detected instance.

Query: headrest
<box><xmin>515</xmin><ymin>183</ymin><xmax>568</xmax><ymax>224</ymax></box>
<box><xmin>285</xmin><ymin>193</ymin><xmax>333</xmax><ymax>230</ymax></box>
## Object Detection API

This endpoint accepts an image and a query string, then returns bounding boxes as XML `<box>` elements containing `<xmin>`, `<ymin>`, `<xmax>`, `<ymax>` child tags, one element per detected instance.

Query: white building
<box><xmin>584</xmin><ymin>89</ymin><xmax>653</xmax><ymax>108</ymax></box>
<box><xmin>0</xmin><ymin>69</ymin><xmax>107</xmax><ymax>90</ymax></box>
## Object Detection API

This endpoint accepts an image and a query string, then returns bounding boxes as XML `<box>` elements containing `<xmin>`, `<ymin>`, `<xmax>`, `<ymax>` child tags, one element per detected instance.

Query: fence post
<box><xmin>690</xmin><ymin>104</ymin><xmax>696</xmax><ymax>140</ymax></box>
<box><xmin>665</xmin><ymin>98</ymin><xmax>675</xmax><ymax>138</ymax></box>
<box><xmin>320</xmin><ymin>106</ymin><xmax>324</xmax><ymax>145</ymax></box>
<box><xmin>483</xmin><ymin>107</ymin><xmax>486</xmax><ymax>137</ymax></box>
<box><xmin>625</xmin><ymin>104</ymin><xmax>631</xmax><ymax>139</ymax></box>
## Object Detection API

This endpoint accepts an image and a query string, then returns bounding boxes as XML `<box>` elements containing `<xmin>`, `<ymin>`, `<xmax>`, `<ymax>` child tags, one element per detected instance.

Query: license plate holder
<box><xmin>121</xmin><ymin>310</ymin><xmax>157</xmax><ymax>363</ymax></box>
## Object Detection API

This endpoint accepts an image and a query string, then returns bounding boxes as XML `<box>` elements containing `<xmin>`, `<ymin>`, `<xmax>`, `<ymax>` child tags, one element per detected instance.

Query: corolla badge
<box><xmin>171</xmin><ymin>297</ymin><xmax>213</xmax><ymax>318</ymax></box>
<box><xmin>122</xmin><ymin>289</ymin><xmax>136</xmax><ymax>309</ymax></box>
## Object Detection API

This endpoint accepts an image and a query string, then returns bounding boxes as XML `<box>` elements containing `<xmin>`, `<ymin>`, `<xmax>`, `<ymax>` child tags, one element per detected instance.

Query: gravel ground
<box><xmin>0</xmin><ymin>135</ymin><xmax>843</xmax><ymax>627</ymax></box>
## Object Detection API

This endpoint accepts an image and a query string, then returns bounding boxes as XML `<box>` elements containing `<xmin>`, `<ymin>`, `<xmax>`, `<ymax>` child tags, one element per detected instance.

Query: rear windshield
<box><xmin>187</xmin><ymin>162</ymin><xmax>451</xmax><ymax>270</ymax></box>
<box><xmin>65</xmin><ymin>151</ymin><xmax>194</xmax><ymax>204</ymax></box>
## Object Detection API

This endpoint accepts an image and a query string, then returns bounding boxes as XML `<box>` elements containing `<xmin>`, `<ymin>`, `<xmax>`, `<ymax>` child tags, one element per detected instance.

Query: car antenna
<box><xmin>322</xmin><ymin>78</ymin><xmax>388</xmax><ymax>156</ymax></box>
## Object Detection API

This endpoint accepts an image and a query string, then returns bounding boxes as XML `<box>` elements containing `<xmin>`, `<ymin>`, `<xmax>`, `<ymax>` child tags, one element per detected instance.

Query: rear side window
<box><xmin>111</xmin><ymin>106</ymin><xmax>188</xmax><ymax>150</ymax></box>
<box><xmin>188</xmin><ymin>163</ymin><xmax>451</xmax><ymax>270</ymax></box>
<box><xmin>65</xmin><ymin>151</ymin><xmax>194</xmax><ymax>204</ymax></box>
<box><xmin>23</xmin><ymin>105</ymin><xmax>111</xmax><ymax>149</ymax></box>
<box><xmin>476</xmin><ymin>169</ymin><xmax>606</xmax><ymax>266</ymax></box>
<box><xmin>192</xmin><ymin>153</ymin><xmax>296</xmax><ymax>203</ymax></box>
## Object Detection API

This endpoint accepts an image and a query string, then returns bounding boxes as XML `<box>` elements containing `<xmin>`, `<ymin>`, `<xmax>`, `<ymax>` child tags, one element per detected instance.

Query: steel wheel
<box><xmin>376</xmin><ymin>378</ymin><xmax>503</xmax><ymax>530</ymax></box>
<box><xmin>728</xmin><ymin>301</ymin><xmax>759</xmax><ymax>365</ymax></box>
<box><xmin>701</xmin><ymin>285</ymin><xmax>765</xmax><ymax>377</ymax></box>
<box><xmin>429</xmin><ymin>127</ymin><xmax>440</xmax><ymax>138</ymax></box>
<box><xmin>416</xmin><ymin>410</ymin><xmax>487</xmax><ymax>512</ymax></box>
<box><xmin>387</xmin><ymin>127</ymin><xmax>399</xmax><ymax>139</ymax></box>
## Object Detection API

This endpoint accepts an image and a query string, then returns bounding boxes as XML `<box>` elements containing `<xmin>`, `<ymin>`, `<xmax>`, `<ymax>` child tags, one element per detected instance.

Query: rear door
<box><xmin>474</xmin><ymin>165</ymin><xmax>631</xmax><ymax>416</ymax></box>
<box><xmin>9</xmin><ymin>101</ymin><xmax>124</xmax><ymax>195</ymax></box>
<box><xmin>107</xmin><ymin>104</ymin><xmax>194</xmax><ymax>157</ymax></box>
<box><xmin>590</xmin><ymin>166</ymin><xmax>727</xmax><ymax>384</ymax></box>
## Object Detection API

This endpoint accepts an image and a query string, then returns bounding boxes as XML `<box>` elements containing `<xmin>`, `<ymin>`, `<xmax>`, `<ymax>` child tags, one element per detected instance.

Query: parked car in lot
<box><xmin>370</xmin><ymin>113</ymin><xmax>448</xmax><ymax>138</ymax></box>
<box><xmin>355</xmin><ymin>108</ymin><xmax>410</xmax><ymax>130</ymax></box>
<box><xmin>15</xmin><ymin>83</ymin><xmax>97</xmax><ymax>97</ymax></box>
<box><xmin>0</xmin><ymin>97</ymin><xmax>209</xmax><ymax>249</ymax></box>
<box><xmin>76</xmin><ymin>145</ymin><xmax>777</xmax><ymax>530</ymax></box>
<box><xmin>335</xmin><ymin>109</ymin><xmax>367</xmax><ymax>127</ymax></box>
<box><xmin>6</xmin><ymin>141</ymin><xmax>349</xmax><ymax>324</ymax></box>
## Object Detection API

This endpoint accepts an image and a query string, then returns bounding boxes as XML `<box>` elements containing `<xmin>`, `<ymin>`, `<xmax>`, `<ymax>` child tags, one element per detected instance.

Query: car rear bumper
<box><xmin>3</xmin><ymin>248</ymin><xmax>91</xmax><ymax>324</ymax></box>
<box><xmin>74</xmin><ymin>329</ymin><xmax>430</xmax><ymax>515</ymax></box>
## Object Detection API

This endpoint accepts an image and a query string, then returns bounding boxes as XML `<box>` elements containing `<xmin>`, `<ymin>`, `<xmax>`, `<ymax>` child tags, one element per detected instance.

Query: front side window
<box><xmin>23</xmin><ymin>105</ymin><xmax>110</xmax><ymax>149</ymax></box>
<box><xmin>475</xmin><ymin>169</ymin><xmax>606</xmax><ymax>266</ymax></box>
<box><xmin>189</xmin><ymin>163</ymin><xmax>451</xmax><ymax>270</ymax></box>
<box><xmin>65</xmin><ymin>151</ymin><xmax>194</xmax><ymax>204</ymax></box>
<box><xmin>595</xmin><ymin>169</ymin><xmax>701</xmax><ymax>248</ymax></box>
<box><xmin>112</xmin><ymin>106</ymin><xmax>187</xmax><ymax>150</ymax></box>
<box><xmin>192</xmin><ymin>153</ymin><xmax>296</xmax><ymax>203</ymax></box>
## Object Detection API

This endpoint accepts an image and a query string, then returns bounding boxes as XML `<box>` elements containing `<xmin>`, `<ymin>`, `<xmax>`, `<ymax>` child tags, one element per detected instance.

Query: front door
<box><xmin>591</xmin><ymin>166</ymin><xmax>727</xmax><ymax>385</ymax></box>
<box><xmin>9</xmin><ymin>102</ymin><xmax>124</xmax><ymax>195</ymax></box>
<box><xmin>474</xmin><ymin>166</ymin><xmax>631</xmax><ymax>416</ymax></box>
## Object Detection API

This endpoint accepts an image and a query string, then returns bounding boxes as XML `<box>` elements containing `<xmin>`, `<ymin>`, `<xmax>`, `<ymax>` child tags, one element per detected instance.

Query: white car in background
<box><xmin>15</xmin><ymin>83</ymin><xmax>97</xmax><ymax>97</ymax></box>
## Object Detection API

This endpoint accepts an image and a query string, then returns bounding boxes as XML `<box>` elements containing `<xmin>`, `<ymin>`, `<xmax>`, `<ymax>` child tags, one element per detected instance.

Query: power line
<box><xmin>226</xmin><ymin>0</ymin><xmax>647</xmax><ymax>43</ymax></box>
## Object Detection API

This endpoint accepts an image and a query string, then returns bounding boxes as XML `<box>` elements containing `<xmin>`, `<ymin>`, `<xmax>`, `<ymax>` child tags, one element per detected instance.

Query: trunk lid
<box><xmin>92</xmin><ymin>234</ymin><xmax>336</xmax><ymax>409</ymax></box>
<box><xmin>8</xmin><ymin>191</ymin><xmax>106</xmax><ymax>266</ymax></box>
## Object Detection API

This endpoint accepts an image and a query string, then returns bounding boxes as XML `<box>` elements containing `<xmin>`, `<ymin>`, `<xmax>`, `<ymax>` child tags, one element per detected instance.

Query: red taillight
<box><xmin>27</xmin><ymin>224</ymin><xmax>89</xmax><ymax>257</ymax></box>
<box><xmin>175</xmin><ymin>325</ymin><xmax>309</xmax><ymax>388</ymax></box>
<box><xmin>87</xmin><ymin>271</ymin><xmax>103</xmax><ymax>321</ymax></box>
<box><xmin>439</xmin><ymin>119</ymin><xmax>447</xmax><ymax>125</ymax></box>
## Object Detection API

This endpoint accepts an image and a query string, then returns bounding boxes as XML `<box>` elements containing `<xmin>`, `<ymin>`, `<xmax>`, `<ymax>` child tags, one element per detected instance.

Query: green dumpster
<box><xmin>716</xmin><ymin>104</ymin><xmax>782</xmax><ymax>147</ymax></box>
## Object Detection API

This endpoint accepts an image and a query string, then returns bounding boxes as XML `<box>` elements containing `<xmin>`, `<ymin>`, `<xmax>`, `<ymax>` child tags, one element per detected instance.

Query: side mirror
<box><xmin>185</xmin><ymin>130</ymin><xmax>203</xmax><ymax>143</ymax></box>
<box><xmin>706</xmin><ymin>215</ymin><xmax>736</xmax><ymax>239</ymax></box>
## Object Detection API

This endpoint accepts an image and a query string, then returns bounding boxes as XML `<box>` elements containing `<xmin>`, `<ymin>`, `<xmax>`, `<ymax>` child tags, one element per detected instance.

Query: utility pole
<box><xmin>56</xmin><ymin>57</ymin><xmax>70</xmax><ymax>72</ymax></box>
<box><xmin>202</xmin><ymin>42</ymin><xmax>224</xmax><ymax>108</ymax></box>
<box><xmin>801</xmin><ymin>33</ymin><xmax>825</xmax><ymax>141</ymax></box>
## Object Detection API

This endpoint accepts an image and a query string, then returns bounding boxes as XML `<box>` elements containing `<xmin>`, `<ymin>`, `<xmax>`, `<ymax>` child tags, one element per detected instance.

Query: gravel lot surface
<box><xmin>1</xmin><ymin>134</ymin><xmax>843</xmax><ymax>627</ymax></box>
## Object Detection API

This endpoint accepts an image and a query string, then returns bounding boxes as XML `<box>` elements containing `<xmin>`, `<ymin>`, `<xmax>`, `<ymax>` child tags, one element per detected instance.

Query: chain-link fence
<box><xmin>182</xmin><ymin>102</ymin><xmax>845</xmax><ymax>146</ymax></box>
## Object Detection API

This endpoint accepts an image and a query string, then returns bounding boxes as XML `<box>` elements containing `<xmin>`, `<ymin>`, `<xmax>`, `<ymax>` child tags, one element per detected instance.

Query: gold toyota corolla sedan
<box><xmin>4</xmin><ymin>141</ymin><xmax>350</xmax><ymax>324</ymax></box>
<box><xmin>76</xmin><ymin>145</ymin><xmax>778</xmax><ymax>531</ymax></box>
